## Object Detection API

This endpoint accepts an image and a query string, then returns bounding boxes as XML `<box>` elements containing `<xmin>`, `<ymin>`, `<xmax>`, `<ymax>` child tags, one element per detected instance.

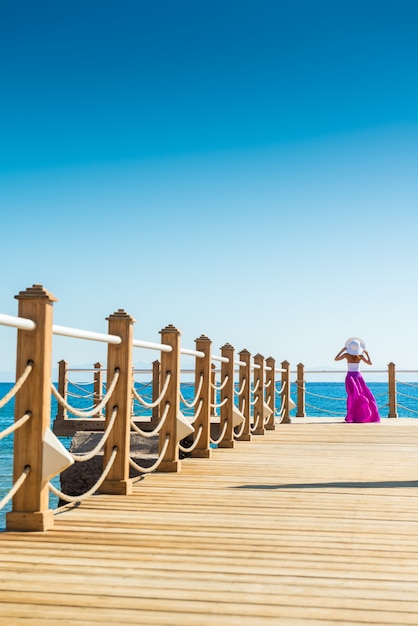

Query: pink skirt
<box><xmin>345</xmin><ymin>372</ymin><xmax>380</xmax><ymax>423</ymax></box>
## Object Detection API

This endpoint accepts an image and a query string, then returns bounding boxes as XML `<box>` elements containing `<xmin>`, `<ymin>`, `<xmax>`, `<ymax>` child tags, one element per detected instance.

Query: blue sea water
<box><xmin>2</xmin><ymin>379</ymin><xmax>418</xmax><ymax>530</ymax></box>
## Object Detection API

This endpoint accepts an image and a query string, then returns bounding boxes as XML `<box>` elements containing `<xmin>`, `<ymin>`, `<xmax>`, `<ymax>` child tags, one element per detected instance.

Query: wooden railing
<box><xmin>0</xmin><ymin>284</ymin><xmax>288</xmax><ymax>532</ymax></box>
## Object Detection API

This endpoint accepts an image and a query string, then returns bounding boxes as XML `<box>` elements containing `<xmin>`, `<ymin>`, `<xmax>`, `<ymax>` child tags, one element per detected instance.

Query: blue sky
<box><xmin>1</xmin><ymin>0</ymin><xmax>418</xmax><ymax>377</ymax></box>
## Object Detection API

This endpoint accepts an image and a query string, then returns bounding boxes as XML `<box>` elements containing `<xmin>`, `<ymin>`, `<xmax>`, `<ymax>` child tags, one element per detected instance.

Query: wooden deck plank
<box><xmin>1</xmin><ymin>418</ymin><xmax>418</xmax><ymax>624</ymax></box>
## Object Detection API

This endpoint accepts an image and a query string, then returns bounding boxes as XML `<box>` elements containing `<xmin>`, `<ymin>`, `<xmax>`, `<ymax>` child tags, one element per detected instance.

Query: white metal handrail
<box><xmin>0</xmin><ymin>315</ymin><xmax>121</xmax><ymax>345</ymax></box>
<box><xmin>133</xmin><ymin>338</ymin><xmax>172</xmax><ymax>353</ymax></box>
<box><xmin>132</xmin><ymin>341</ymin><xmax>205</xmax><ymax>358</ymax></box>
<box><xmin>66</xmin><ymin>368</ymin><xmax>106</xmax><ymax>372</ymax></box>
<box><xmin>180</xmin><ymin>348</ymin><xmax>205</xmax><ymax>358</ymax></box>
<box><xmin>212</xmin><ymin>355</ymin><xmax>229</xmax><ymax>364</ymax></box>
<box><xmin>53</xmin><ymin>324</ymin><xmax>121</xmax><ymax>344</ymax></box>
<box><xmin>0</xmin><ymin>313</ymin><xmax>36</xmax><ymax>331</ymax></box>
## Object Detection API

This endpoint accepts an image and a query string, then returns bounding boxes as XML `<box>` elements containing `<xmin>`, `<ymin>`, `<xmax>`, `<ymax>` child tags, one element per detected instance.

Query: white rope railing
<box><xmin>263</xmin><ymin>395</ymin><xmax>272</xmax><ymax>426</ymax></box>
<box><xmin>129</xmin><ymin>435</ymin><xmax>170</xmax><ymax>474</ymax></box>
<box><xmin>188</xmin><ymin>398</ymin><xmax>204</xmax><ymax>423</ymax></box>
<box><xmin>396</xmin><ymin>379</ymin><xmax>418</xmax><ymax>389</ymax></box>
<box><xmin>130</xmin><ymin>402</ymin><xmax>170</xmax><ymax>438</ymax></box>
<box><xmin>69</xmin><ymin>380</ymin><xmax>97</xmax><ymax>392</ymax></box>
<box><xmin>234</xmin><ymin>377</ymin><xmax>247</xmax><ymax>397</ymax></box>
<box><xmin>373</xmin><ymin>390</ymin><xmax>390</xmax><ymax>398</ymax></box>
<box><xmin>0</xmin><ymin>411</ymin><xmax>31</xmax><ymax>441</ymax></box>
<box><xmin>67</xmin><ymin>390</ymin><xmax>96</xmax><ymax>402</ymax></box>
<box><xmin>250</xmin><ymin>394</ymin><xmax>259</xmax><ymax>406</ymax></box>
<box><xmin>179</xmin><ymin>375</ymin><xmax>204</xmax><ymax>408</ymax></box>
<box><xmin>274</xmin><ymin>398</ymin><xmax>286</xmax><ymax>424</ymax></box>
<box><xmin>397</xmin><ymin>403</ymin><xmax>418</xmax><ymax>415</ymax></box>
<box><xmin>70</xmin><ymin>406</ymin><xmax>118</xmax><ymax>462</ymax></box>
<box><xmin>49</xmin><ymin>447</ymin><xmax>118</xmax><ymax>503</ymax></box>
<box><xmin>210</xmin><ymin>396</ymin><xmax>228</xmax><ymax>409</ymax></box>
<box><xmin>179</xmin><ymin>425</ymin><xmax>203</xmax><ymax>453</ymax></box>
<box><xmin>132</xmin><ymin>372</ymin><xmax>171</xmax><ymax>408</ymax></box>
<box><xmin>131</xmin><ymin>387</ymin><xmax>154</xmax><ymax>413</ymax></box>
<box><xmin>299</xmin><ymin>368</ymin><xmax>394</xmax><ymax>375</ymax></box>
<box><xmin>210</xmin><ymin>375</ymin><xmax>229</xmax><ymax>391</ymax></box>
<box><xmin>0</xmin><ymin>466</ymin><xmax>30</xmax><ymax>510</ymax></box>
<box><xmin>299</xmin><ymin>386</ymin><xmax>346</xmax><ymax>402</ymax></box>
<box><xmin>51</xmin><ymin>368</ymin><xmax>120</xmax><ymax>417</ymax></box>
<box><xmin>252</xmin><ymin>379</ymin><xmax>261</xmax><ymax>394</ymax></box>
<box><xmin>233</xmin><ymin>411</ymin><xmax>247</xmax><ymax>439</ymax></box>
<box><xmin>275</xmin><ymin>380</ymin><xmax>285</xmax><ymax>395</ymax></box>
<box><xmin>210</xmin><ymin>419</ymin><xmax>228</xmax><ymax>445</ymax></box>
<box><xmin>131</xmin><ymin>380</ymin><xmax>153</xmax><ymax>411</ymax></box>
<box><xmin>0</xmin><ymin>361</ymin><xmax>33</xmax><ymax>410</ymax></box>
<box><xmin>305</xmin><ymin>401</ymin><xmax>346</xmax><ymax>416</ymax></box>
<box><xmin>394</xmin><ymin>389</ymin><xmax>418</xmax><ymax>401</ymax></box>
<box><xmin>276</xmin><ymin>394</ymin><xmax>286</xmax><ymax>417</ymax></box>
<box><xmin>250</xmin><ymin>414</ymin><xmax>262</xmax><ymax>433</ymax></box>
<box><xmin>66</xmin><ymin>381</ymin><xmax>97</xmax><ymax>400</ymax></box>
<box><xmin>132</xmin><ymin>379</ymin><xmax>153</xmax><ymax>391</ymax></box>
<box><xmin>275</xmin><ymin>379</ymin><xmax>287</xmax><ymax>396</ymax></box>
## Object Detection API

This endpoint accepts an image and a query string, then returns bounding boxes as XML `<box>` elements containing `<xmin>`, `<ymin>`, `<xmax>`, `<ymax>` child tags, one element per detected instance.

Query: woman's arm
<box><xmin>361</xmin><ymin>350</ymin><xmax>372</xmax><ymax>365</ymax></box>
<box><xmin>334</xmin><ymin>348</ymin><xmax>347</xmax><ymax>361</ymax></box>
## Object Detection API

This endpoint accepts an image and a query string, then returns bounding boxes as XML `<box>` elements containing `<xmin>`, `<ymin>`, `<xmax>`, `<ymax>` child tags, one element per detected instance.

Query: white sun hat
<box><xmin>345</xmin><ymin>337</ymin><xmax>366</xmax><ymax>356</ymax></box>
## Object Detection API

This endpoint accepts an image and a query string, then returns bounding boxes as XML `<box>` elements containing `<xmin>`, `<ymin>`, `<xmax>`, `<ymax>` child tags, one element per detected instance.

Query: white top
<box><xmin>347</xmin><ymin>361</ymin><xmax>360</xmax><ymax>372</ymax></box>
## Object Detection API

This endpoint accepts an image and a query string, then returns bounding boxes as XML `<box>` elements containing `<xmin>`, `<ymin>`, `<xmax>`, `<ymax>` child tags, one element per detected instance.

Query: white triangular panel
<box><xmin>232</xmin><ymin>406</ymin><xmax>245</xmax><ymax>427</ymax></box>
<box><xmin>42</xmin><ymin>427</ymin><xmax>74</xmax><ymax>482</ymax></box>
<box><xmin>176</xmin><ymin>411</ymin><xmax>195</xmax><ymax>441</ymax></box>
<box><xmin>263</xmin><ymin>402</ymin><xmax>273</xmax><ymax>419</ymax></box>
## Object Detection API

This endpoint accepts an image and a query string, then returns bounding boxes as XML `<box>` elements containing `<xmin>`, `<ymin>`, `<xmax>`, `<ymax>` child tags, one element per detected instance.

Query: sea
<box><xmin>2</xmin><ymin>378</ymin><xmax>418</xmax><ymax>530</ymax></box>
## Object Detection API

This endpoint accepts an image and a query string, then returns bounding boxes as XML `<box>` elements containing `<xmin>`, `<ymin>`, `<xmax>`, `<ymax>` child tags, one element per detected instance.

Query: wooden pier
<box><xmin>1</xmin><ymin>417</ymin><xmax>418</xmax><ymax>625</ymax></box>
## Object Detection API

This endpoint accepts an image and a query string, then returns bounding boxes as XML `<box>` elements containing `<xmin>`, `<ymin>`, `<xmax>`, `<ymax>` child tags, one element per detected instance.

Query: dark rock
<box><xmin>59</xmin><ymin>431</ymin><xmax>158</xmax><ymax>505</ymax></box>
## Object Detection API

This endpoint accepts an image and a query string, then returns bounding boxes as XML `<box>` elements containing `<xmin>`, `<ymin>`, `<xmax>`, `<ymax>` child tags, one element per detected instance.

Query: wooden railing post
<box><xmin>265</xmin><ymin>357</ymin><xmax>275</xmax><ymax>430</ymax></box>
<box><xmin>94</xmin><ymin>361</ymin><xmax>103</xmax><ymax>418</ymax></box>
<box><xmin>219</xmin><ymin>343</ymin><xmax>235</xmax><ymax>448</ymax></box>
<box><xmin>158</xmin><ymin>324</ymin><xmax>181</xmax><ymax>472</ymax></box>
<box><xmin>237</xmin><ymin>348</ymin><xmax>252</xmax><ymax>441</ymax></box>
<box><xmin>101</xmin><ymin>309</ymin><xmax>135</xmax><ymax>495</ymax></box>
<box><xmin>281</xmin><ymin>360</ymin><xmax>291</xmax><ymax>423</ymax></box>
<box><xmin>253</xmin><ymin>354</ymin><xmax>265</xmax><ymax>435</ymax></box>
<box><xmin>388</xmin><ymin>362</ymin><xmax>398</xmax><ymax>418</ymax></box>
<box><xmin>296</xmin><ymin>362</ymin><xmax>306</xmax><ymax>417</ymax></box>
<box><xmin>190</xmin><ymin>335</ymin><xmax>212</xmax><ymax>459</ymax></box>
<box><xmin>151</xmin><ymin>359</ymin><xmax>160</xmax><ymax>424</ymax></box>
<box><xmin>7</xmin><ymin>284</ymin><xmax>57</xmax><ymax>532</ymax></box>
<box><xmin>56</xmin><ymin>359</ymin><xmax>68</xmax><ymax>422</ymax></box>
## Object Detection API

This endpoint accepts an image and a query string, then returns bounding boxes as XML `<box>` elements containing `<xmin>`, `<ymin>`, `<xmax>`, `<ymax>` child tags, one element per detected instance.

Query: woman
<box><xmin>335</xmin><ymin>337</ymin><xmax>380</xmax><ymax>423</ymax></box>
